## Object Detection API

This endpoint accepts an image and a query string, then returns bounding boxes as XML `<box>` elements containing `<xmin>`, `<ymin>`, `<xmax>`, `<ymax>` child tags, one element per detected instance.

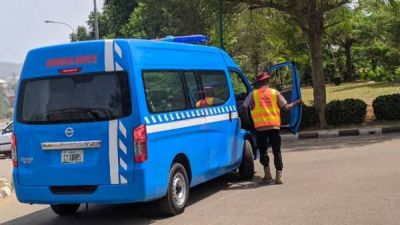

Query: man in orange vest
<box><xmin>243</xmin><ymin>72</ymin><xmax>302</xmax><ymax>184</ymax></box>
<box><xmin>196</xmin><ymin>87</ymin><xmax>215</xmax><ymax>108</ymax></box>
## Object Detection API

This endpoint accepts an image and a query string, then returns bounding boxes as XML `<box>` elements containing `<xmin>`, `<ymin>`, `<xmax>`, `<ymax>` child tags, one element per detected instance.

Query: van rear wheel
<box><xmin>239</xmin><ymin>140</ymin><xmax>254</xmax><ymax>180</ymax></box>
<box><xmin>50</xmin><ymin>204</ymin><xmax>80</xmax><ymax>216</ymax></box>
<box><xmin>160</xmin><ymin>163</ymin><xmax>189</xmax><ymax>216</ymax></box>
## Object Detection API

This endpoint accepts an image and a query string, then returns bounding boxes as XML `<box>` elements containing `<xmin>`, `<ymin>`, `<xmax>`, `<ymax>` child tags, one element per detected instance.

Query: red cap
<box><xmin>254</xmin><ymin>72</ymin><xmax>270</xmax><ymax>82</ymax></box>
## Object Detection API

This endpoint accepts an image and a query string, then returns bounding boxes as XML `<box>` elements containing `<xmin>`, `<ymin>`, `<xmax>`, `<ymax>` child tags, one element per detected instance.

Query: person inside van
<box><xmin>243</xmin><ymin>72</ymin><xmax>303</xmax><ymax>184</ymax></box>
<box><xmin>196</xmin><ymin>86</ymin><xmax>215</xmax><ymax>107</ymax></box>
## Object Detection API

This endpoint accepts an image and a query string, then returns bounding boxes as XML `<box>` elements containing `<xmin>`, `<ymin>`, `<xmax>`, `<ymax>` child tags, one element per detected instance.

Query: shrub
<box><xmin>373</xmin><ymin>94</ymin><xmax>400</xmax><ymax>120</ymax></box>
<box><xmin>325</xmin><ymin>99</ymin><xmax>367</xmax><ymax>125</ymax></box>
<box><xmin>300</xmin><ymin>104</ymin><xmax>318</xmax><ymax>129</ymax></box>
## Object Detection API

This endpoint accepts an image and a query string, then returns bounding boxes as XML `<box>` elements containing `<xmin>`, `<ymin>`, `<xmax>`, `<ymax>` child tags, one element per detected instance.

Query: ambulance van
<box><xmin>12</xmin><ymin>36</ymin><xmax>301</xmax><ymax>216</ymax></box>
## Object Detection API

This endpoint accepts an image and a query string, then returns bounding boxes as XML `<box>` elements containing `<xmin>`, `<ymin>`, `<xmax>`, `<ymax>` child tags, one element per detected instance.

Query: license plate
<box><xmin>61</xmin><ymin>150</ymin><xmax>84</xmax><ymax>164</ymax></box>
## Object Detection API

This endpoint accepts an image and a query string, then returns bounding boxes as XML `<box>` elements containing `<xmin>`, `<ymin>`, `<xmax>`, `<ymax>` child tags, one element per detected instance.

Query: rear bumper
<box><xmin>15</xmin><ymin>183</ymin><xmax>151</xmax><ymax>204</ymax></box>
<box><xmin>13</xmin><ymin>166</ymin><xmax>165</xmax><ymax>205</ymax></box>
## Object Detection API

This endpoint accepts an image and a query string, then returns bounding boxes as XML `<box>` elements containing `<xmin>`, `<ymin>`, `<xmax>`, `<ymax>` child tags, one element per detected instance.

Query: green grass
<box><xmin>302</xmin><ymin>82</ymin><xmax>400</xmax><ymax>105</ymax></box>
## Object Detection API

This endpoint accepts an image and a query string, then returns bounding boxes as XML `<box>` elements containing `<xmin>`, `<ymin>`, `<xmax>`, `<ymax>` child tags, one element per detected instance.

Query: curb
<box><xmin>282</xmin><ymin>126</ymin><xmax>400</xmax><ymax>140</ymax></box>
<box><xmin>0</xmin><ymin>177</ymin><xmax>13</xmax><ymax>200</ymax></box>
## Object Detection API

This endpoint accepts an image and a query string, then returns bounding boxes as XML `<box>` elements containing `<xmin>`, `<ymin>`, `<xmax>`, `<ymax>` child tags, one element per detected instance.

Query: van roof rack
<box><xmin>155</xmin><ymin>35</ymin><xmax>209</xmax><ymax>44</ymax></box>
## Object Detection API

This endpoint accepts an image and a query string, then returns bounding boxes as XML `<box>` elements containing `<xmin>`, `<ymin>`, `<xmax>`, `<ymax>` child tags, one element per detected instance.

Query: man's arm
<box><xmin>277</xmin><ymin>92</ymin><xmax>303</xmax><ymax>110</ymax></box>
<box><xmin>242</xmin><ymin>91</ymin><xmax>254</xmax><ymax>110</ymax></box>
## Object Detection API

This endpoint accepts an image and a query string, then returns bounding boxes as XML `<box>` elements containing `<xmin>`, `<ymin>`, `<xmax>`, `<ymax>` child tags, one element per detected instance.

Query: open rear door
<box><xmin>267</xmin><ymin>61</ymin><xmax>302</xmax><ymax>134</ymax></box>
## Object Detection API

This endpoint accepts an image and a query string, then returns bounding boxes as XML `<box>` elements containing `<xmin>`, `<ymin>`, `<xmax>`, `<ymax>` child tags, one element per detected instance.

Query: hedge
<box><xmin>325</xmin><ymin>99</ymin><xmax>367</xmax><ymax>125</ymax></box>
<box><xmin>300</xmin><ymin>104</ymin><xmax>317</xmax><ymax>129</ymax></box>
<box><xmin>373</xmin><ymin>94</ymin><xmax>400</xmax><ymax>120</ymax></box>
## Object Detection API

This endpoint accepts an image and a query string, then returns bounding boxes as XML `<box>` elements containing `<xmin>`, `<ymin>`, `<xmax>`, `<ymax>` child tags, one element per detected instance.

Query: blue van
<box><xmin>12</xmin><ymin>36</ymin><xmax>301</xmax><ymax>216</ymax></box>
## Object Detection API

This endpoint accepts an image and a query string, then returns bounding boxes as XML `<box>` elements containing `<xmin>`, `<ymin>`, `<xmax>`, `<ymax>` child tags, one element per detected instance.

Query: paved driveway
<box><xmin>1</xmin><ymin>133</ymin><xmax>400</xmax><ymax>225</ymax></box>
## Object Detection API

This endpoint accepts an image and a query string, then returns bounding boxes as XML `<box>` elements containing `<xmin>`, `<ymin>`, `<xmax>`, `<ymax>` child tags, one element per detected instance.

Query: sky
<box><xmin>0</xmin><ymin>0</ymin><xmax>104</xmax><ymax>64</ymax></box>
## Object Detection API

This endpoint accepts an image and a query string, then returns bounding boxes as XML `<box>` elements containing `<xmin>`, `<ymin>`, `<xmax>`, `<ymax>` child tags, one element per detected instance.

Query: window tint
<box><xmin>143</xmin><ymin>71</ymin><xmax>187</xmax><ymax>113</ymax></box>
<box><xmin>18</xmin><ymin>72</ymin><xmax>131</xmax><ymax>124</ymax></box>
<box><xmin>198</xmin><ymin>71</ymin><xmax>230</xmax><ymax>107</ymax></box>
<box><xmin>4</xmin><ymin>122</ymin><xmax>13</xmax><ymax>133</ymax></box>
<box><xmin>184</xmin><ymin>72</ymin><xmax>201</xmax><ymax>107</ymax></box>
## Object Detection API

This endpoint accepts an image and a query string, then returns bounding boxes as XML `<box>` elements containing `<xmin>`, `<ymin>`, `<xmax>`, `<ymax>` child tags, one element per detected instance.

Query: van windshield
<box><xmin>17</xmin><ymin>72</ymin><xmax>131</xmax><ymax>124</ymax></box>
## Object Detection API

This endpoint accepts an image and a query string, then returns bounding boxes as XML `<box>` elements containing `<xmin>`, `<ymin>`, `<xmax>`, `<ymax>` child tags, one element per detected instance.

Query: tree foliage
<box><xmin>75</xmin><ymin>0</ymin><xmax>400</xmax><ymax>127</ymax></box>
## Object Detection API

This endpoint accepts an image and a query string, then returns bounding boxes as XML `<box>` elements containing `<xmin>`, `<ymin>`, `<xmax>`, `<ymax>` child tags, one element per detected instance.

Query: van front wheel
<box><xmin>239</xmin><ymin>140</ymin><xmax>254</xmax><ymax>180</ymax></box>
<box><xmin>160</xmin><ymin>163</ymin><xmax>189</xmax><ymax>216</ymax></box>
<box><xmin>50</xmin><ymin>204</ymin><xmax>80</xmax><ymax>216</ymax></box>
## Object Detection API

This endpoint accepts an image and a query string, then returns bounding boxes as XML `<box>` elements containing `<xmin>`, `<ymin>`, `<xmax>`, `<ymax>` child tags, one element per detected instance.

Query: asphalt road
<box><xmin>1</xmin><ymin>133</ymin><xmax>399</xmax><ymax>225</ymax></box>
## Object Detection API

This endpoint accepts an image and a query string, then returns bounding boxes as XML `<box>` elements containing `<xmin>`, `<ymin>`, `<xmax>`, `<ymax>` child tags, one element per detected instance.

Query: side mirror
<box><xmin>0</xmin><ymin>129</ymin><xmax>4</xmax><ymax>134</ymax></box>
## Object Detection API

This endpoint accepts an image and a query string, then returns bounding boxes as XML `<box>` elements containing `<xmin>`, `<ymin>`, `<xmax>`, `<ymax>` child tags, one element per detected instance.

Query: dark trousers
<box><xmin>256</xmin><ymin>129</ymin><xmax>283</xmax><ymax>171</ymax></box>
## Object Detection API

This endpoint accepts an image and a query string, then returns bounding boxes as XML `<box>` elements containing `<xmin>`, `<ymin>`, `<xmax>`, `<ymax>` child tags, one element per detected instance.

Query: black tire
<box><xmin>160</xmin><ymin>163</ymin><xmax>189</xmax><ymax>216</ymax></box>
<box><xmin>50</xmin><ymin>204</ymin><xmax>80</xmax><ymax>216</ymax></box>
<box><xmin>239</xmin><ymin>140</ymin><xmax>254</xmax><ymax>180</ymax></box>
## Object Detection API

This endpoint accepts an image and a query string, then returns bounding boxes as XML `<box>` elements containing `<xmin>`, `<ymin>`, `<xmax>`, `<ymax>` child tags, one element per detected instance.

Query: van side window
<box><xmin>143</xmin><ymin>71</ymin><xmax>187</xmax><ymax>113</ymax></box>
<box><xmin>184</xmin><ymin>72</ymin><xmax>201</xmax><ymax>107</ymax></box>
<box><xmin>198</xmin><ymin>71</ymin><xmax>230</xmax><ymax>107</ymax></box>
<box><xmin>229</xmin><ymin>71</ymin><xmax>249</xmax><ymax>96</ymax></box>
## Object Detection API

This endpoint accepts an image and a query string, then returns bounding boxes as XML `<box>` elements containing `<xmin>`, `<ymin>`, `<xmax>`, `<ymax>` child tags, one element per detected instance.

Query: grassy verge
<box><xmin>302</xmin><ymin>82</ymin><xmax>400</xmax><ymax>104</ymax></box>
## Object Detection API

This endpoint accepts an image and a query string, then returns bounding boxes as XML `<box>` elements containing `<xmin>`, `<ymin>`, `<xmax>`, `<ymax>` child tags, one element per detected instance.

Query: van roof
<box><xmin>21</xmin><ymin>39</ymin><xmax>239</xmax><ymax>78</ymax></box>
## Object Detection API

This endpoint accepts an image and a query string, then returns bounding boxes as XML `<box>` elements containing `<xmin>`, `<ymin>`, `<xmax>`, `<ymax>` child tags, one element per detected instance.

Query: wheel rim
<box><xmin>172</xmin><ymin>172</ymin><xmax>187</xmax><ymax>207</ymax></box>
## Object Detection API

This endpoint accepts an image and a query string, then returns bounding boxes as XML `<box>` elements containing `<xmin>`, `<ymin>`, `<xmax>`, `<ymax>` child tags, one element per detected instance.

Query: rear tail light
<box><xmin>134</xmin><ymin>125</ymin><xmax>148</xmax><ymax>163</ymax></box>
<box><xmin>11</xmin><ymin>133</ymin><xmax>17</xmax><ymax>167</ymax></box>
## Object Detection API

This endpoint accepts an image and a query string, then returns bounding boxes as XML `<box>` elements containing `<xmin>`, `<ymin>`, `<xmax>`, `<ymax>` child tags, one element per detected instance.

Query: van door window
<box><xmin>143</xmin><ymin>71</ymin><xmax>188</xmax><ymax>113</ymax></box>
<box><xmin>229</xmin><ymin>70</ymin><xmax>249</xmax><ymax>103</ymax></box>
<box><xmin>18</xmin><ymin>72</ymin><xmax>131</xmax><ymax>124</ymax></box>
<box><xmin>184</xmin><ymin>72</ymin><xmax>201</xmax><ymax>107</ymax></box>
<box><xmin>197</xmin><ymin>71</ymin><xmax>230</xmax><ymax>108</ymax></box>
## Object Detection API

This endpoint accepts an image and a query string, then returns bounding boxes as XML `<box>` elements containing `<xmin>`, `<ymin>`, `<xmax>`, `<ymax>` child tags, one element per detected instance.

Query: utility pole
<box><xmin>94</xmin><ymin>0</ymin><xmax>100</xmax><ymax>39</ymax></box>
<box><xmin>218</xmin><ymin>0</ymin><xmax>224</xmax><ymax>49</ymax></box>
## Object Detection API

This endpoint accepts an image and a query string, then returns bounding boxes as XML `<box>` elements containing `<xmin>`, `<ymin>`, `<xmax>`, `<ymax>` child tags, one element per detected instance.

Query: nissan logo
<box><xmin>65</xmin><ymin>127</ymin><xmax>74</xmax><ymax>138</ymax></box>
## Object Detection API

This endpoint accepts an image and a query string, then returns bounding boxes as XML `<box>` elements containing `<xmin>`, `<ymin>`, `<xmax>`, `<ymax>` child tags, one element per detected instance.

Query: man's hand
<box><xmin>293</xmin><ymin>99</ymin><xmax>304</xmax><ymax>106</ymax></box>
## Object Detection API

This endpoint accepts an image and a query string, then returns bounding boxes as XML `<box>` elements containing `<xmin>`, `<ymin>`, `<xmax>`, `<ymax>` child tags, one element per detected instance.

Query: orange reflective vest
<box><xmin>250</xmin><ymin>87</ymin><xmax>281</xmax><ymax>128</ymax></box>
<box><xmin>196</xmin><ymin>97</ymin><xmax>214</xmax><ymax>107</ymax></box>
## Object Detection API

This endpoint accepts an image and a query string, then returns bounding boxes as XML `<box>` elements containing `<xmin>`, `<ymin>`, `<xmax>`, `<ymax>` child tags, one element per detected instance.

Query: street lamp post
<box><xmin>44</xmin><ymin>20</ymin><xmax>76</xmax><ymax>41</ymax></box>
<box><xmin>93</xmin><ymin>0</ymin><xmax>99</xmax><ymax>40</ymax></box>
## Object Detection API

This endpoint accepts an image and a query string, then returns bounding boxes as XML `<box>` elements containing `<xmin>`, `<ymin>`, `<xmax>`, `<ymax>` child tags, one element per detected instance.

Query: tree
<box><xmin>231</xmin><ymin>0</ymin><xmax>350</xmax><ymax>128</ymax></box>
<box><xmin>121</xmin><ymin>0</ymin><xmax>216</xmax><ymax>39</ymax></box>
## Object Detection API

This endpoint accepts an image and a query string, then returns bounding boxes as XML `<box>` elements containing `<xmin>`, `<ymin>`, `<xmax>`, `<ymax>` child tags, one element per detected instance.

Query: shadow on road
<box><xmin>2</xmin><ymin>172</ymin><xmax>270</xmax><ymax>225</ymax></box>
<box><xmin>283</xmin><ymin>133</ymin><xmax>400</xmax><ymax>152</ymax></box>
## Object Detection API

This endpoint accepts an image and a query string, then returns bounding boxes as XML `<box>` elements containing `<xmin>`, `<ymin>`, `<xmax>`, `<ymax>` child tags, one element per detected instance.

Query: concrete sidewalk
<box><xmin>0</xmin><ymin>159</ymin><xmax>13</xmax><ymax>199</ymax></box>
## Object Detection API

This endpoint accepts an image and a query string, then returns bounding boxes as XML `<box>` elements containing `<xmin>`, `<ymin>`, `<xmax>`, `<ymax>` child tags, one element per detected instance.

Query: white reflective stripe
<box><xmin>120</xmin><ymin>175</ymin><xmax>128</xmax><ymax>184</ymax></box>
<box><xmin>115</xmin><ymin>62</ymin><xmax>123</xmax><ymax>71</ymax></box>
<box><xmin>170</xmin><ymin>114</ymin><xmax>175</xmax><ymax>120</ymax></box>
<box><xmin>114</xmin><ymin>42</ymin><xmax>123</xmax><ymax>59</ymax></box>
<box><xmin>186</xmin><ymin>112</ymin><xmax>190</xmax><ymax>118</ymax></box>
<box><xmin>229</xmin><ymin>106</ymin><xmax>233</xmax><ymax>111</ymax></box>
<box><xmin>191</xmin><ymin>111</ymin><xmax>195</xmax><ymax>117</ymax></box>
<box><xmin>181</xmin><ymin>113</ymin><xmax>185</xmax><ymax>119</ymax></box>
<box><xmin>225</xmin><ymin>106</ymin><xmax>229</xmax><ymax>112</ymax></box>
<box><xmin>196</xmin><ymin>111</ymin><xmax>200</xmax><ymax>116</ymax></box>
<box><xmin>118</xmin><ymin>121</ymin><xmax>127</xmax><ymax>138</ymax></box>
<box><xmin>104</xmin><ymin>40</ymin><xmax>114</xmax><ymax>72</ymax></box>
<box><xmin>175</xmin><ymin>113</ymin><xmax>181</xmax><ymax>119</ymax></box>
<box><xmin>147</xmin><ymin>112</ymin><xmax>238</xmax><ymax>134</ymax></box>
<box><xmin>120</xmin><ymin>157</ymin><xmax>128</xmax><ymax>171</ymax></box>
<box><xmin>164</xmin><ymin>114</ymin><xmax>169</xmax><ymax>121</ymax></box>
<box><xmin>158</xmin><ymin>115</ymin><xmax>163</xmax><ymax>122</ymax></box>
<box><xmin>221</xmin><ymin>107</ymin><xmax>225</xmax><ymax>113</ymax></box>
<box><xmin>151</xmin><ymin>116</ymin><xmax>156</xmax><ymax>123</ymax></box>
<box><xmin>108</xmin><ymin>120</ymin><xmax>119</xmax><ymax>184</ymax></box>
<box><xmin>147</xmin><ymin>117</ymin><xmax>206</xmax><ymax>133</ymax></box>
<box><xmin>144</xmin><ymin>117</ymin><xmax>150</xmax><ymax>124</ymax></box>
<box><xmin>119</xmin><ymin>139</ymin><xmax>127</xmax><ymax>155</ymax></box>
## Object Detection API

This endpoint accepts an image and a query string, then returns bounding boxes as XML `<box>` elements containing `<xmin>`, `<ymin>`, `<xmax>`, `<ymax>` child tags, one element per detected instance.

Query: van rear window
<box><xmin>17</xmin><ymin>72</ymin><xmax>131</xmax><ymax>124</ymax></box>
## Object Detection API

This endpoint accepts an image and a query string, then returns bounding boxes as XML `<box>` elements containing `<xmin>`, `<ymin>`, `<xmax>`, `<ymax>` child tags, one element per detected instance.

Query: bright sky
<box><xmin>0</xmin><ymin>0</ymin><xmax>104</xmax><ymax>64</ymax></box>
